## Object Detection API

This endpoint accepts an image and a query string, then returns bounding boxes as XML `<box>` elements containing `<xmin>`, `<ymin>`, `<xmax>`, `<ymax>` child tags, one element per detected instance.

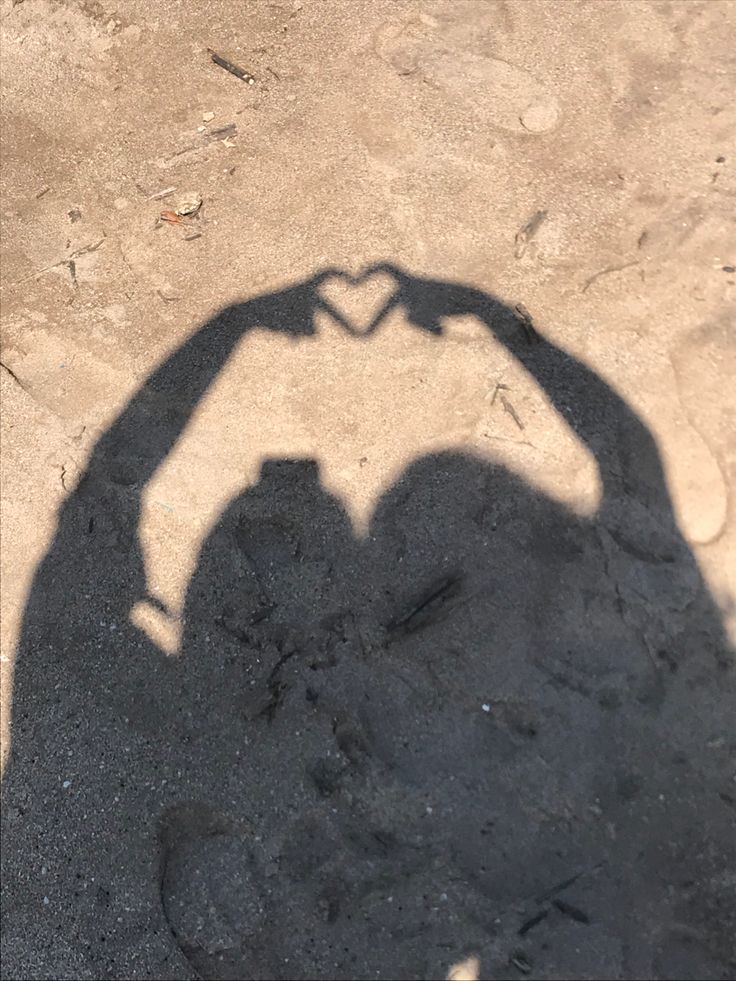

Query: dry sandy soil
<box><xmin>1</xmin><ymin>1</ymin><xmax>735</xmax><ymax>979</ymax></box>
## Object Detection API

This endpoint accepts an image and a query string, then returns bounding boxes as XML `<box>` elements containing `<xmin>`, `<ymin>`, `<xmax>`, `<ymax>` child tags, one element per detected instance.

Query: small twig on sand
<box><xmin>518</xmin><ymin>909</ymin><xmax>549</xmax><ymax>936</ymax></box>
<box><xmin>581</xmin><ymin>260</ymin><xmax>639</xmax><ymax>294</ymax></box>
<box><xmin>535</xmin><ymin>863</ymin><xmax>603</xmax><ymax>904</ymax></box>
<box><xmin>208</xmin><ymin>48</ymin><xmax>255</xmax><ymax>84</ymax></box>
<box><xmin>514</xmin><ymin>302</ymin><xmax>541</xmax><ymax>344</ymax></box>
<box><xmin>490</xmin><ymin>381</ymin><xmax>509</xmax><ymax>405</ymax></box>
<box><xmin>553</xmin><ymin>899</ymin><xmax>590</xmax><ymax>924</ymax></box>
<box><xmin>2</xmin><ymin>237</ymin><xmax>105</xmax><ymax>291</ymax></box>
<box><xmin>1</xmin><ymin>360</ymin><xmax>26</xmax><ymax>390</ymax></box>
<box><xmin>148</xmin><ymin>186</ymin><xmax>177</xmax><ymax>201</ymax></box>
<box><xmin>388</xmin><ymin>573</ymin><xmax>463</xmax><ymax>636</ymax></box>
<box><xmin>501</xmin><ymin>394</ymin><xmax>525</xmax><ymax>432</ymax></box>
<box><xmin>514</xmin><ymin>209</ymin><xmax>547</xmax><ymax>259</ymax></box>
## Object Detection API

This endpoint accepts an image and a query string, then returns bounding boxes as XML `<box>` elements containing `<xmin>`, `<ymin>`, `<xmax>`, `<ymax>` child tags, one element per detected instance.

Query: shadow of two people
<box><xmin>1</xmin><ymin>264</ymin><xmax>733</xmax><ymax>980</ymax></box>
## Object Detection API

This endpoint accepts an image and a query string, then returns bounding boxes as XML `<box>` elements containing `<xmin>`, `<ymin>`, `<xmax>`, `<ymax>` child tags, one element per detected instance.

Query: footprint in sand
<box><xmin>374</xmin><ymin>19</ymin><xmax>560</xmax><ymax>135</ymax></box>
<box><xmin>159</xmin><ymin>804</ymin><xmax>266</xmax><ymax>978</ymax></box>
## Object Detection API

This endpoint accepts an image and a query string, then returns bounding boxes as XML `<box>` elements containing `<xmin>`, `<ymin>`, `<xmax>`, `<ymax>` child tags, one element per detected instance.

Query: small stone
<box><xmin>62</xmin><ymin>780</ymin><xmax>71</xmax><ymax>789</ymax></box>
<box><xmin>202</xmin><ymin>111</ymin><xmax>215</xmax><ymax>122</ymax></box>
<box><xmin>520</xmin><ymin>100</ymin><xmax>559</xmax><ymax>133</ymax></box>
<box><xmin>197</xmin><ymin>125</ymin><xmax>206</xmax><ymax>132</ymax></box>
<box><xmin>175</xmin><ymin>193</ymin><xmax>203</xmax><ymax>217</ymax></box>
<box><xmin>723</xmin><ymin>265</ymin><xmax>735</xmax><ymax>273</ymax></box>
<box><xmin>481</xmin><ymin>703</ymin><xmax>491</xmax><ymax>713</ymax></box>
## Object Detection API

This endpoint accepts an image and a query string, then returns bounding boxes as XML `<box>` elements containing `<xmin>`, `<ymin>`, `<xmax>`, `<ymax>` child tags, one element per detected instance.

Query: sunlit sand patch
<box><xmin>447</xmin><ymin>954</ymin><xmax>480</xmax><ymax>981</ymax></box>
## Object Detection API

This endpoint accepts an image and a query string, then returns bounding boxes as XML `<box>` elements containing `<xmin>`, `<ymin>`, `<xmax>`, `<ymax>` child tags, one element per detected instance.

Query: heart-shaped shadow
<box><xmin>317</xmin><ymin>268</ymin><xmax>399</xmax><ymax>336</ymax></box>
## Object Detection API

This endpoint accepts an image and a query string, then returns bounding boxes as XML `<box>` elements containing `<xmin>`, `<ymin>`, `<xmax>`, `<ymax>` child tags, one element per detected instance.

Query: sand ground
<box><xmin>1</xmin><ymin>1</ymin><xmax>735</xmax><ymax>979</ymax></box>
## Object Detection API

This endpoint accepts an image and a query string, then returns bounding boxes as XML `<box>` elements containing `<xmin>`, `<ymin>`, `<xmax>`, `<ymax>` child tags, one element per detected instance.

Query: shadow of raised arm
<box><xmin>366</xmin><ymin>262</ymin><xmax>676</xmax><ymax>529</ymax></box>
<box><xmin>90</xmin><ymin>272</ymin><xmax>345</xmax><ymax>489</ymax></box>
<box><xmin>32</xmin><ymin>272</ymin><xmax>349</xmax><ymax>643</ymax></box>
